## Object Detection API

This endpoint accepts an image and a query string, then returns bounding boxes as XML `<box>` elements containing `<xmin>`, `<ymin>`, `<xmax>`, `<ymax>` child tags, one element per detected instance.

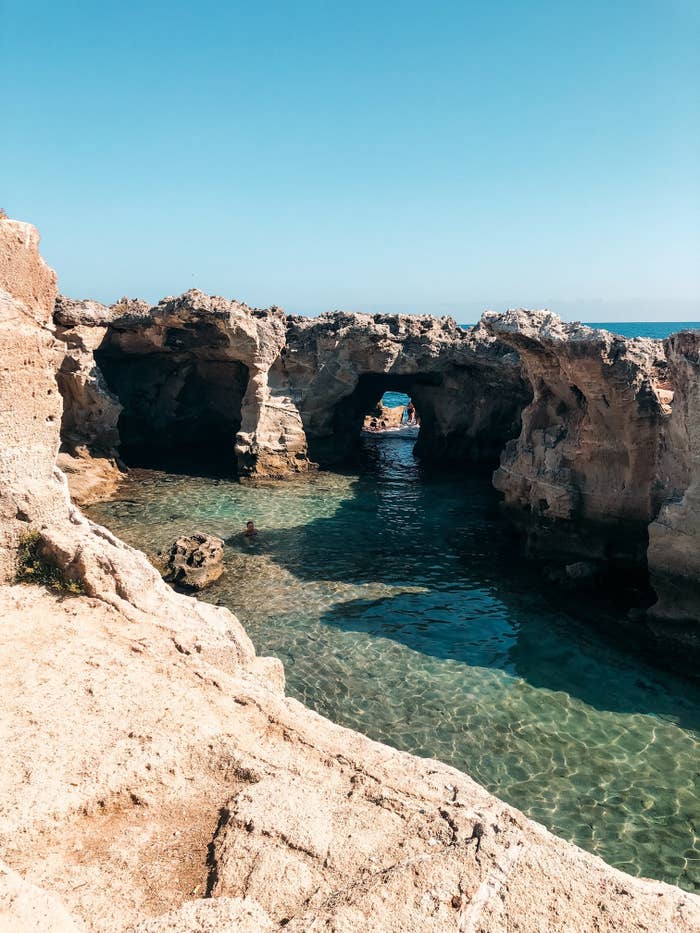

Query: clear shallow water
<box><xmin>88</xmin><ymin>437</ymin><xmax>700</xmax><ymax>892</ymax></box>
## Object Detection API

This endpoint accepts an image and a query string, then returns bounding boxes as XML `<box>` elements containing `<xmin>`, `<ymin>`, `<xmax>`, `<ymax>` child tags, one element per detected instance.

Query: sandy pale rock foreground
<box><xmin>1</xmin><ymin>584</ymin><xmax>699</xmax><ymax>933</ymax></box>
<box><xmin>1</xmin><ymin>216</ymin><xmax>699</xmax><ymax>931</ymax></box>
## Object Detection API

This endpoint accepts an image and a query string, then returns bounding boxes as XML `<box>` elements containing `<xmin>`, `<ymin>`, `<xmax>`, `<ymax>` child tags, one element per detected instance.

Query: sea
<box><xmin>86</xmin><ymin>320</ymin><xmax>700</xmax><ymax>893</ymax></box>
<box><xmin>463</xmin><ymin>321</ymin><xmax>700</xmax><ymax>339</ymax></box>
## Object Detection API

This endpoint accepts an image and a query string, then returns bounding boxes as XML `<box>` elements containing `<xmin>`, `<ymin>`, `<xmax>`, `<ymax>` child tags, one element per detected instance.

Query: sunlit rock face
<box><xmin>283</xmin><ymin>312</ymin><xmax>530</xmax><ymax>467</ymax></box>
<box><xmin>2</xmin><ymin>213</ymin><xmax>700</xmax><ymax>928</ymax></box>
<box><xmin>648</xmin><ymin>331</ymin><xmax>700</xmax><ymax>625</ymax></box>
<box><xmin>483</xmin><ymin>310</ymin><xmax>672</xmax><ymax>564</ymax></box>
<box><xmin>56</xmin><ymin>298</ymin><xmax>530</xmax><ymax>478</ymax></box>
<box><xmin>56</xmin><ymin>290</ymin><xmax>314</xmax><ymax>479</ymax></box>
<box><xmin>52</xmin><ymin>286</ymin><xmax>700</xmax><ymax>627</ymax></box>
<box><xmin>53</xmin><ymin>296</ymin><xmax>125</xmax><ymax>504</ymax></box>
<box><xmin>0</xmin><ymin>219</ymin><xmax>65</xmax><ymax>580</ymax></box>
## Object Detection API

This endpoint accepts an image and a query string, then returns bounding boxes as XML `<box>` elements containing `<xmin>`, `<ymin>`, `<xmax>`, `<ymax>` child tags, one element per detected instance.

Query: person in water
<box><xmin>244</xmin><ymin>520</ymin><xmax>258</xmax><ymax>538</ymax></box>
<box><xmin>406</xmin><ymin>400</ymin><xmax>416</xmax><ymax>424</ymax></box>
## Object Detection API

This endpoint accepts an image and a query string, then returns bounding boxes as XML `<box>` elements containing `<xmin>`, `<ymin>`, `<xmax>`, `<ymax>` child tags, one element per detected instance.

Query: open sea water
<box><xmin>87</xmin><ymin>322</ymin><xmax>700</xmax><ymax>892</ymax></box>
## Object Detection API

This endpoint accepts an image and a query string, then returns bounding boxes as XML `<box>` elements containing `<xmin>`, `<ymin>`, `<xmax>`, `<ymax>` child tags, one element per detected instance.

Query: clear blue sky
<box><xmin>2</xmin><ymin>1</ymin><xmax>698</xmax><ymax>320</ymax></box>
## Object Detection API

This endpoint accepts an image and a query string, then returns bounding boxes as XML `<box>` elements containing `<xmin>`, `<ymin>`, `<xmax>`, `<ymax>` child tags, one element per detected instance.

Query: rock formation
<box><xmin>53</xmin><ymin>295</ymin><xmax>125</xmax><ymax>504</ymax></box>
<box><xmin>55</xmin><ymin>297</ymin><xmax>530</xmax><ymax>482</ymax></box>
<box><xmin>2</xmin><ymin>222</ymin><xmax>699</xmax><ymax>929</ymax></box>
<box><xmin>55</xmin><ymin>291</ymin><xmax>314</xmax><ymax>483</ymax></box>
<box><xmin>283</xmin><ymin>312</ymin><xmax>529</xmax><ymax>466</ymax></box>
<box><xmin>483</xmin><ymin>310</ymin><xmax>672</xmax><ymax>564</ymax></box>
<box><xmin>54</xmin><ymin>285</ymin><xmax>700</xmax><ymax>626</ymax></box>
<box><xmin>647</xmin><ymin>330</ymin><xmax>700</xmax><ymax>624</ymax></box>
<box><xmin>166</xmin><ymin>532</ymin><xmax>225</xmax><ymax>590</ymax></box>
<box><xmin>363</xmin><ymin>401</ymin><xmax>406</xmax><ymax>432</ymax></box>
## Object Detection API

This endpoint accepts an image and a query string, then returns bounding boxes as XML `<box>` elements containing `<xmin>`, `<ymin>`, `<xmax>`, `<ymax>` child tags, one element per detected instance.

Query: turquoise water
<box><xmin>586</xmin><ymin>322</ymin><xmax>700</xmax><ymax>339</ymax></box>
<box><xmin>88</xmin><ymin>436</ymin><xmax>700</xmax><ymax>892</ymax></box>
<box><xmin>460</xmin><ymin>321</ymin><xmax>700</xmax><ymax>339</ymax></box>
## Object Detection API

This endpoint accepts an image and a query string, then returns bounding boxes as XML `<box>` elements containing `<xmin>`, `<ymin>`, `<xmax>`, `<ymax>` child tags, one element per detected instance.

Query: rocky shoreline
<box><xmin>53</xmin><ymin>267</ymin><xmax>700</xmax><ymax>633</ymax></box>
<box><xmin>1</xmin><ymin>216</ymin><xmax>699</xmax><ymax>930</ymax></box>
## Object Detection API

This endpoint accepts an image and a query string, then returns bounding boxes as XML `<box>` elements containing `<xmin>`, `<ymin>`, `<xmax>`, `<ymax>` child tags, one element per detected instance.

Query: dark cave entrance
<box><xmin>309</xmin><ymin>370</ymin><xmax>526</xmax><ymax>473</ymax></box>
<box><xmin>308</xmin><ymin>372</ymin><xmax>450</xmax><ymax>469</ymax></box>
<box><xmin>95</xmin><ymin>347</ymin><xmax>249</xmax><ymax>476</ymax></box>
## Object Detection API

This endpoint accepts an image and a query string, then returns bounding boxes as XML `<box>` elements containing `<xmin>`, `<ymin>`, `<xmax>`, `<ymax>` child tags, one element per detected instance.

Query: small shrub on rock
<box><xmin>15</xmin><ymin>530</ymin><xmax>84</xmax><ymax>594</ymax></box>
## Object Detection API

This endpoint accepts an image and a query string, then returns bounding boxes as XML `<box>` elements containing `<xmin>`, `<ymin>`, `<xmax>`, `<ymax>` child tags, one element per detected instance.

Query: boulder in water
<box><xmin>166</xmin><ymin>532</ymin><xmax>224</xmax><ymax>590</ymax></box>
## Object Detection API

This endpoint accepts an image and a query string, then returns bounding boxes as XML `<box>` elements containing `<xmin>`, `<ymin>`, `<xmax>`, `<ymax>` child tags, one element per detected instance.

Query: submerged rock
<box><xmin>166</xmin><ymin>532</ymin><xmax>224</xmax><ymax>590</ymax></box>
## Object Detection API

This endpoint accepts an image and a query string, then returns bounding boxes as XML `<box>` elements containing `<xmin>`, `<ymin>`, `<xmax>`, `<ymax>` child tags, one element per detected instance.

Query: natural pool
<box><xmin>88</xmin><ymin>432</ymin><xmax>700</xmax><ymax>893</ymax></box>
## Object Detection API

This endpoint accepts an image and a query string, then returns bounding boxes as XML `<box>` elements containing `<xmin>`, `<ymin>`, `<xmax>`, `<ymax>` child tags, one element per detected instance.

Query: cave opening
<box><xmin>308</xmin><ymin>369</ymin><xmax>528</xmax><ymax>476</ymax></box>
<box><xmin>95</xmin><ymin>345</ymin><xmax>249</xmax><ymax>477</ymax></box>
<box><xmin>307</xmin><ymin>372</ymin><xmax>442</xmax><ymax>469</ymax></box>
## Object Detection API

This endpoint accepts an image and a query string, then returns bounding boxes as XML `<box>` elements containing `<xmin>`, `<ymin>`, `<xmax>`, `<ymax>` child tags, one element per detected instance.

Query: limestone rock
<box><xmin>55</xmin><ymin>446</ymin><xmax>124</xmax><ymax>506</ymax></box>
<box><xmin>59</xmin><ymin>288</ymin><xmax>314</xmax><ymax>478</ymax></box>
<box><xmin>1</xmin><ymin>584</ymin><xmax>697</xmax><ymax>933</ymax></box>
<box><xmin>363</xmin><ymin>401</ymin><xmax>406</xmax><ymax>431</ymax></box>
<box><xmin>0</xmin><ymin>220</ymin><xmax>66</xmax><ymax>581</ymax></box>
<box><xmin>647</xmin><ymin>330</ymin><xmax>700</xmax><ymax>622</ymax></box>
<box><xmin>284</xmin><ymin>311</ymin><xmax>529</xmax><ymax>465</ymax></box>
<box><xmin>484</xmin><ymin>310</ymin><xmax>670</xmax><ymax>562</ymax></box>
<box><xmin>1</xmin><ymin>213</ymin><xmax>699</xmax><ymax>932</ymax></box>
<box><xmin>166</xmin><ymin>532</ymin><xmax>225</xmax><ymax>590</ymax></box>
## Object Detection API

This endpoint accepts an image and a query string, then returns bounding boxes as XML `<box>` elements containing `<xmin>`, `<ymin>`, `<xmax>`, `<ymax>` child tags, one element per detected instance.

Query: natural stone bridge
<box><xmin>1</xmin><ymin>217</ymin><xmax>700</xmax><ymax>930</ymax></box>
<box><xmin>54</xmin><ymin>289</ymin><xmax>700</xmax><ymax>630</ymax></box>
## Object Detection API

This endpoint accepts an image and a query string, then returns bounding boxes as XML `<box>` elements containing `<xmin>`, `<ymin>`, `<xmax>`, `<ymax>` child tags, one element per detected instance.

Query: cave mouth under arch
<box><xmin>306</xmin><ymin>372</ymin><xmax>441</xmax><ymax>469</ymax></box>
<box><xmin>309</xmin><ymin>370</ymin><xmax>527</xmax><ymax>474</ymax></box>
<box><xmin>95</xmin><ymin>346</ymin><xmax>250</xmax><ymax>477</ymax></box>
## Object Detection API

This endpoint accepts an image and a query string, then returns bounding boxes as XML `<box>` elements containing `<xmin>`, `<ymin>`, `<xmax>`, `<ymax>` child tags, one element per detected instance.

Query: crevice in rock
<box><xmin>204</xmin><ymin>806</ymin><xmax>231</xmax><ymax>897</ymax></box>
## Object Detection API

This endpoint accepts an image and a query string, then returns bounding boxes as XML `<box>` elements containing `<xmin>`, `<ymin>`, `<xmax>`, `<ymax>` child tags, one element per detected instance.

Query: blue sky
<box><xmin>2</xmin><ymin>1</ymin><xmax>698</xmax><ymax>320</ymax></box>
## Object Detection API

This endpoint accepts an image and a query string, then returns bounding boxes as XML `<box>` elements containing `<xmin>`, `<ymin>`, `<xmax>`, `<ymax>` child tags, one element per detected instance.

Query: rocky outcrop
<box><xmin>55</xmin><ymin>291</ymin><xmax>314</xmax><ymax>480</ymax></box>
<box><xmin>2</xmin><ymin>583</ymin><xmax>699</xmax><ymax>932</ymax></box>
<box><xmin>0</xmin><ymin>220</ymin><xmax>65</xmax><ymax>580</ymax></box>
<box><xmin>53</xmin><ymin>295</ymin><xmax>125</xmax><ymax>504</ymax></box>
<box><xmin>647</xmin><ymin>331</ymin><xmax>700</xmax><ymax>623</ymax></box>
<box><xmin>2</xmin><ymin>214</ymin><xmax>700</xmax><ymax>930</ymax></box>
<box><xmin>0</xmin><ymin>217</ymin><xmax>259</xmax><ymax>659</ymax></box>
<box><xmin>484</xmin><ymin>310</ymin><xmax>671</xmax><ymax>563</ymax></box>
<box><xmin>283</xmin><ymin>312</ymin><xmax>529</xmax><ymax>465</ymax></box>
<box><xmin>363</xmin><ymin>401</ymin><xmax>406</xmax><ymax>431</ymax></box>
<box><xmin>166</xmin><ymin>532</ymin><xmax>224</xmax><ymax>590</ymax></box>
<box><xmin>55</xmin><ymin>297</ymin><xmax>530</xmax><ymax>478</ymax></box>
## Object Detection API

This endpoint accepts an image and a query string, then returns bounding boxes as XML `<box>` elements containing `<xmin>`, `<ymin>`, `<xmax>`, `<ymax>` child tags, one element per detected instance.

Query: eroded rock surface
<box><xmin>284</xmin><ymin>312</ymin><xmax>529</xmax><ymax>466</ymax></box>
<box><xmin>55</xmin><ymin>290</ymin><xmax>314</xmax><ymax>481</ymax></box>
<box><xmin>166</xmin><ymin>532</ymin><xmax>225</xmax><ymax>591</ymax></box>
<box><xmin>484</xmin><ymin>310</ymin><xmax>671</xmax><ymax>563</ymax></box>
<box><xmin>56</xmin><ymin>297</ymin><xmax>529</xmax><ymax>479</ymax></box>
<box><xmin>363</xmin><ymin>401</ymin><xmax>406</xmax><ymax>432</ymax></box>
<box><xmin>2</xmin><ymin>584</ymin><xmax>698</xmax><ymax>933</ymax></box>
<box><xmin>2</xmin><ymin>214</ymin><xmax>700</xmax><ymax>929</ymax></box>
<box><xmin>648</xmin><ymin>331</ymin><xmax>700</xmax><ymax>625</ymax></box>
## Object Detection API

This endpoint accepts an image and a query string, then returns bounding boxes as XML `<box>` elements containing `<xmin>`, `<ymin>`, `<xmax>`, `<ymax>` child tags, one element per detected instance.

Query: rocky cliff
<box><xmin>54</xmin><ymin>285</ymin><xmax>700</xmax><ymax>627</ymax></box>
<box><xmin>283</xmin><ymin>312</ymin><xmax>529</xmax><ymax>466</ymax></box>
<box><xmin>2</xmin><ymin>226</ymin><xmax>699</xmax><ymax>929</ymax></box>
<box><xmin>55</xmin><ymin>297</ymin><xmax>529</xmax><ymax>480</ymax></box>
<box><xmin>55</xmin><ymin>290</ymin><xmax>314</xmax><ymax>481</ymax></box>
<box><xmin>483</xmin><ymin>310</ymin><xmax>671</xmax><ymax>565</ymax></box>
<box><xmin>647</xmin><ymin>330</ymin><xmax>700</xmax><ymax>623</ymax></box>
